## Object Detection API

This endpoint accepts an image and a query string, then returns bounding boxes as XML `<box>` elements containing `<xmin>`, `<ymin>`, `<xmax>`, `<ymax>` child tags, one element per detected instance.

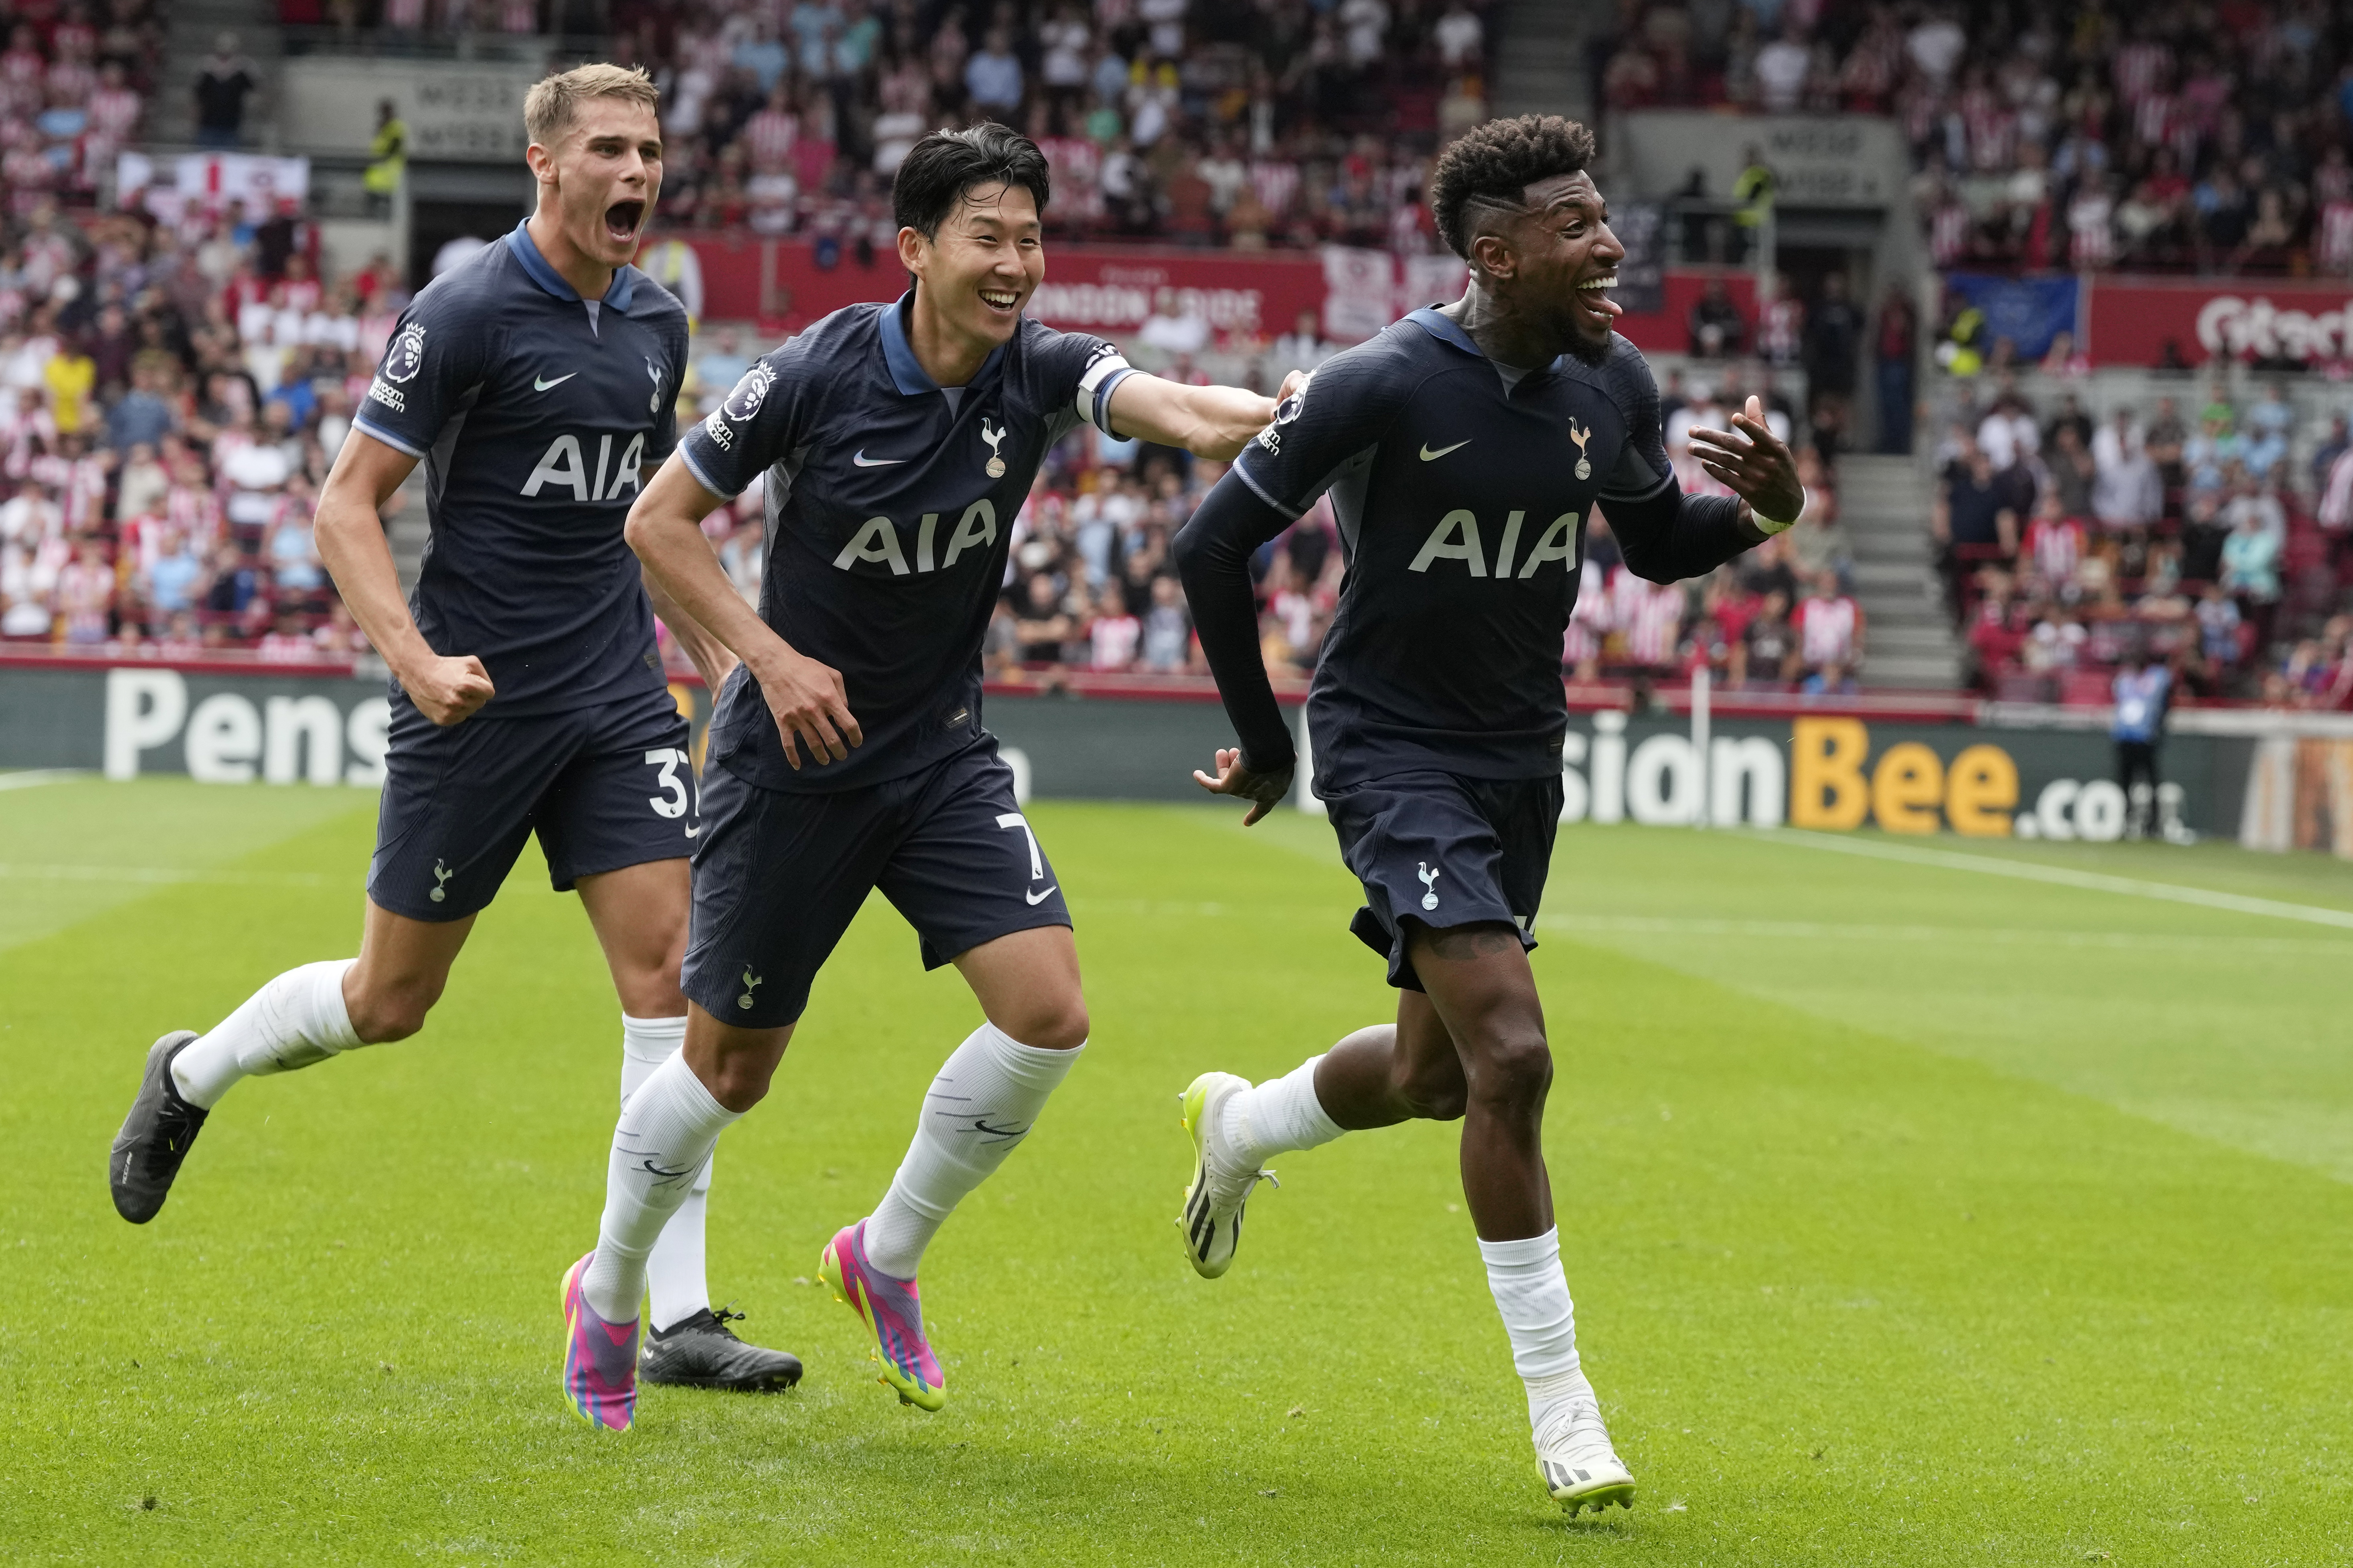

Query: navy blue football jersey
<box><xmin>1227</xmin><ymin>307</ymin><xmax>1732</xmax><ymax>792</ymax></box>
<box><xmin>676</xmin><ymin>293</ymin><xmax>1133</xmax><ymax>793</ymax></box>
<box><xmin>351</xmin><ymin>220</ymin><xmax>690</xmax><ymax>718</ymax></box>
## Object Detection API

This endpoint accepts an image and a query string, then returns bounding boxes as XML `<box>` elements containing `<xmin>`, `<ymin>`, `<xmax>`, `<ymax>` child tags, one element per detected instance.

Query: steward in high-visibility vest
<box><xmin>364</xmin><ymin>100</ymin><xmax>406</xmax><ymax>203</ymax></box>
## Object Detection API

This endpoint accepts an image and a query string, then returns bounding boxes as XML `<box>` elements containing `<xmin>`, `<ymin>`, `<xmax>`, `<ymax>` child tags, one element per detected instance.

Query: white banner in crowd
<box><xmin>116</xmin><ymin>153</ymin><xmax>312</xmax><ymax>220</ymax></box>
<box><xmin>1321</xmin><ymin>248</ymin><xmax>1474</xmax><ymax>342</ymax></box>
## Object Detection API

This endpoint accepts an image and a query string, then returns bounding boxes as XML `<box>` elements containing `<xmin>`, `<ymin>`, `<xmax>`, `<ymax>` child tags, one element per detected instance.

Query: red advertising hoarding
<box><xmin>2084</xmin><ymin>277</ymin><xmax>2353</xmax><ymax>368</ymax></box>
<box><xmin>658</xmin><ymin>235</ymin><xmax>1750</xmax><ymax>355</ymax></box>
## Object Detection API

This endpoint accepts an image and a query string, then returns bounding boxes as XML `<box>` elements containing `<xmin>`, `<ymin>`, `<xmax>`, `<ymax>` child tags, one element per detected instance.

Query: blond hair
<box><xmin>523</xmin><ymin>63</ymin><xmax>660</xmax><ymax>147</ymax></box>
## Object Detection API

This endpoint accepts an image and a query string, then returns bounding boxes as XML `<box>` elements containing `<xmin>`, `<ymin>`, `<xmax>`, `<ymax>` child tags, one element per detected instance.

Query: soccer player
<box><xmin>107</xmin><ymin>65</ymin><xmax>803</xmax><ymax>1398</ymax></box>
<box><xmin>558</xmin><ymin>123</ymin><xmax>1291</xmax><ymax>1431</ymax></box>
<box><xmin>1170</xmin><ymin>115</ymin><xmax>1804</xmax><ymax>1512</ymax></box>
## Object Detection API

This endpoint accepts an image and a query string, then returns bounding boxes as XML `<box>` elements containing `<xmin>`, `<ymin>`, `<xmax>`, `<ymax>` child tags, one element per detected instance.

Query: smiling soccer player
<box><xmin>107</xmin><ymin>65</ymin><xmax>804</xmax><ymax>1418</ymax></box>
<box><xmin>1172</xmin><ymin>114</ymin><xmax>1805</xmax><ymax>1513</ymax></box>
<box><xmin>559</xmin><ymin>123</ymin><xmax>1295</xmax><ymax>1430</ymax></box>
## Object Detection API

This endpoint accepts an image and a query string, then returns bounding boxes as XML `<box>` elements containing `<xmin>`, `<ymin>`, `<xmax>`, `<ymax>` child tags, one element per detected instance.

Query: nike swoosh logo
<box><xmin>684</xmin><ymin>824</ymin><xmax>701</xmax><ymax>838</ymax></box>
<box><xmin>533</xmin><ymin>372</ymin><xmax>578</xmax><ymax>392</ymax></box>
<box><xmin>1420</xmin><ymin>439</ymin><xmax>1471</xmax><ymax>461</ymax></box>
<box><xmin>1025</xmin><ymin>884</ymin><xmax>1058</xmax><ymax>905</ymax></box>
<box><xmin>852</xmin><ymin>450</ymin><xmax>906</xmax><ymax>467</ymax></box>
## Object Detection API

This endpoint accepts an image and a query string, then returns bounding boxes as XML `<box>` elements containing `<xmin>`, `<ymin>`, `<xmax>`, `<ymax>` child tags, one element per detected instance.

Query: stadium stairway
<box><xmin>151</xmin><ymin>0</ymin><xmax>285</xmax><ymax>149</ymax></box>
<box><xmin>1839</xmin><ymin>453</ymin><xmax>1962</xmax><ymax>689</ymax></box>
<box><xmin>1490</xmin><ymin>0</ymin><xmax>1592</xmax><ymax>122</ymax></box>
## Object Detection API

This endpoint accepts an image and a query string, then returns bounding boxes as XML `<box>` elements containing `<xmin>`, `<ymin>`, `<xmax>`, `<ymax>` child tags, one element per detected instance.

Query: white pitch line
<box><xmin>1758</xmin><ymin>829</ymin><xmax>2353</xmax><ymax>932</ymax></box>
<box><xmin>0</xmin><ymin>769</ymin><xmax>85</xmax><ymax>792</ymax></box>
<box><xmin>1534</xmin><ymin>913</ymin><xmax>2345</xmax><ymax>954</ymax></box>
<box><xmin>0</xmin><ymin>863</ymin><xmax>331</xmax><ymax>889</ymax></box>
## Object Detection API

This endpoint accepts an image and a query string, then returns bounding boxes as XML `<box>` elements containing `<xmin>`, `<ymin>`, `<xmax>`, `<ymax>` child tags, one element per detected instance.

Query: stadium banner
<box><xmin>667</xmin><ymin>237</ymin><xmax>1748</xmax><ymax>353</ymax></box>
<box><xmin>1942</xmin><ymin>273</ymin><xmax>2082</xmax><ymax>362</ymax></box>
<box><xmin>2075</xmin><ymin>277</ymin><xmax>2353</xmax><ymax>368</ymax></box>
<box><xmin>10</xmin><ymin>665</ymin><xmax>2325</xmax><ymax>852</ymax></box>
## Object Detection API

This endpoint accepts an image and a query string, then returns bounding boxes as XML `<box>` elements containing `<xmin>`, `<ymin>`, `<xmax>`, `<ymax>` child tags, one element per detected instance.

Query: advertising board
<box><xmin>5</xmin><ymin>667</ymin><xmax>2315</xmax><ymax>853</ymax></box>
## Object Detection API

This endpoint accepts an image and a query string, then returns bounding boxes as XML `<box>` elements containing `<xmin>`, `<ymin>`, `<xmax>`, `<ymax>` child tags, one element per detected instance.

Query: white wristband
<box><xmin>1750</xmin><ymin>488</ymin><xmax>1804</xmax><ymax>536</ymax></box>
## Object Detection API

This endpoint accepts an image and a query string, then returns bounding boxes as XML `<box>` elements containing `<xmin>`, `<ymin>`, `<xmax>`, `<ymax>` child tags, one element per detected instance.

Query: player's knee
<box><xmin>996</xmin><ymin>992</ymin><xmax>1089</xmax><ymax>1052</ymax></box>
<box><xmin>702</xmin><ymin>1055</ymin><xmax>775</xmax><ymax>1113</ymax></box>
<box><xmin>1395</xmin><ymin>1055</ymin><xmax>1469</xmax><ymax>1121</ymax></box>
<box><xmin>1468</xmin><ymin>1030</ymin><xmax>1552</xmax><ymax>1111</ymax></box>
<box><xmin>345</xmin><ymin>973</ymin><xmax>443</xmax><ymax>1044</ymax></box>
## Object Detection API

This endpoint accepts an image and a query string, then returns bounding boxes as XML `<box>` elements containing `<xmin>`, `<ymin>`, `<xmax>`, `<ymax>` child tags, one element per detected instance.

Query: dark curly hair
<box><xmin>1428</xmin><ymin>115</ymin><xmax>1598</xmax><ymax>262</ymax></box>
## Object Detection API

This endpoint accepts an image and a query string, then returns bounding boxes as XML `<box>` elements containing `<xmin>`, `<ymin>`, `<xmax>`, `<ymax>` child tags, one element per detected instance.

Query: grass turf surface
<box><xmin>4</xmin><ymin>778</ymin><xmax>2351</xmax><ymax>1565</ymax></box>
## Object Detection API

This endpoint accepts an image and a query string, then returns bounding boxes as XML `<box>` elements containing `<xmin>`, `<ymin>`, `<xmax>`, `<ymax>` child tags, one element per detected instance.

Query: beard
<box><xmin>1561</xmin><ymin>321</ymin><xmax>1615</xmax><ymax>366</ymax></box>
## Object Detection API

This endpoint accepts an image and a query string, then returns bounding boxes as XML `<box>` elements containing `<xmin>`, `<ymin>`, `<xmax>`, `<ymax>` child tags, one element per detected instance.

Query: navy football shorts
<box><xmin>680</xmin><ymin>738</ymin><xmax>1071</xmax><ymax>1029</ymax></box>
<box><xmin>367</xmin><ymin>684</ymin><xmax>697</xmax><ymax>921</ymax></box>
<box><xmin>1322</xmin><ymin>770</ymin><xmax>1562</xmax><ymax>991</ymax></box>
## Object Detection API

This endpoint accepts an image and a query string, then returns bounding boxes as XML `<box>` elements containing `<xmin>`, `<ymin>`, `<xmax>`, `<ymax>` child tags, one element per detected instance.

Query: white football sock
<box><xmin>581</xmin><ymin>1049</ymin><xmax>741</xmax><ymax>1324</ymax></box>
<box><xmin>863</xmin><ymin>1023</ymin><xmax>1083</xmax><ymax>1281</ymax></box>
<box><xmin>1478</xmin><ymin>1227</ymin><xmax>1587</xmax><ymax>1428</ymax></box>
<box><xmin>618</xmin><ymin>1014</ymin><xmax>714</xmax><ymax>1333</ymax></box>
<box><xmin>1220</xmin><ymin>1053</ymin><xmax>1345</xmax><ymax>1170</ymax></box>
<box><xmin>171</xmin><ymin>959</ymin><xmax>362</xmax><ymax>1109</ymax></box>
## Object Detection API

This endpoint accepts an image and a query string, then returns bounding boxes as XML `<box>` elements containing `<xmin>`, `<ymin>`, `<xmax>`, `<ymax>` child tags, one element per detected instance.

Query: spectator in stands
<box><xmin>1786</xmin><ymin>456</ymin><xmax>1851</xmax><ymax>593</ymax></box>
<box><xmin>1802</xmin><ymin>270</ymin><xmax>1861</xmax><ymax>447</ymax></box>
<box><xmin>1934</xmin><ymin>434</ymin><xmax>2019</xmax><ymax>620</ymax></box>
<box><xmin>192</xmin><ymin>34</ymin><xmax>257</xmax><ymax>152</ymax></box>
<box><xmin>1870</xmin><ymin>284</ymin><xmax>1918</xmax><ymax>454</ymax></box>
<box><xmin>2221</xmin><ymin>479</ymin><xmax>2286</xmax><ymax>653</ymax></box>
<box><xmin>1793</xmin><ymin>571</ymin><xmax>1863</xmax><ymax>694</ymax></box>
<box><xmin>2112</xmin><ymin>649</ymin><xmax>2173</xmax><ymax>840</ymax></box>
<box><xmin>2091</xmin><ymin>408</ymin><xmax>2162</xmax><ymax>533</ymax></box>
<box><xmin>1687</xmin><ymin>277</ymin><xmax>1745</xmax><ymax>358</ymax></box>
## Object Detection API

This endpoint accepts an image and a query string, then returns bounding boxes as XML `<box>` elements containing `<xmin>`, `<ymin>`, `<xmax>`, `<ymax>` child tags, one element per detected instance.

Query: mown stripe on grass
<box><xmin>1761</xmin><ymin>828</ymin><xmax>2353</xmax><ymax>929</ymax></box>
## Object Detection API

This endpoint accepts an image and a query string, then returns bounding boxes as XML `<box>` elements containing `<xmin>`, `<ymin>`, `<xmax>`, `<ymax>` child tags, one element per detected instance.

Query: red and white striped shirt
<box><xmin>1796</xmin><ymin>594</ymin><xmax>1860</xmax><ymax>667</ymax></box>
<box><xmin>1614</xmin><ymin>571</ymin><xmax>1685</xmax><ymax>667</ymax></box>
<box><xmin>741</xmin><ymin>106</ymin><xmax>797</xmax><ymax>170</ymax></box>
<box><xmin>1248</xmin><ymin>159</ymin><xmax>1301</xmax><ymax>222</ymax></box>
<box><xmin>2111</xmin><ymin>40</ymin><xmax>2169</xmax><ymax>105</ymax></box>
<box><xmin>2067</xmin><ymin>191</ymin><xmax>2114</xmax><ymax>269</ymax></box>
<box><xmin>2024</xmin><ymin>515</ymin><xmax>2084</xmax><ymax>582</ymax></box>
<box><xmin>2319</xmin><ymin>201</ymin><xmax>2353</xmax><ymax>274</ymax></box>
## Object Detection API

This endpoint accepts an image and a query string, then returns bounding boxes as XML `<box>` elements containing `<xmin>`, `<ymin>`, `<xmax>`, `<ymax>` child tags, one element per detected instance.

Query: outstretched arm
<box><xmin>1170</xmin><ymin>472</ymin><xmax>1298</xmax><ymax>824</ymax></box>
<box><xmin>1612</xmin><ymin>396</ymin><xmax>1800</xmax><ymax>584</ymax></box>
<box><xmin>1107</xmin><ymin>370</ymin><xmax>1302</xmax><ymax>461</ymax></box>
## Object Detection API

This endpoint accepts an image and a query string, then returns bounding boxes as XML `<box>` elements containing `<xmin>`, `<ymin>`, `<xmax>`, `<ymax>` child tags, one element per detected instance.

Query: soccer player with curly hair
<box><xmin>1172</xmin><ymin>114</ymin><xmax>1805</xmax><ymax>1513</ymax></box>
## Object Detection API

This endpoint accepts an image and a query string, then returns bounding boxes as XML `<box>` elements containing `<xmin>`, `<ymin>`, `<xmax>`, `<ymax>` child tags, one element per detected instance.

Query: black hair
<box><xmin>1428</xmin><ymin>114</ymin><xmax>1598</xmax><ymax>261</ymax></box>
<box><xmin>892</xmin><ymin>122</ymin><xmax>1052</xmax><ymax>239</ymax></box>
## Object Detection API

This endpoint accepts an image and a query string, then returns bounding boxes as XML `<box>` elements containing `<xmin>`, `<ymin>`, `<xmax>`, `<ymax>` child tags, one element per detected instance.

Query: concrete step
<box><xmin>1865</xmin><ymin>656</ymin><xmax>1966</xmax><ymax>687</ymax></box>
<box><xmin>1872</xmin><ymin>625</ymin><xmax>1960</xmax><ymax>654</ymax></box>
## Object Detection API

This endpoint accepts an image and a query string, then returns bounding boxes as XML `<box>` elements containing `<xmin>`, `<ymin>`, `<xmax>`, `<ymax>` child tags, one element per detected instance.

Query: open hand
<box><xmin>757</xmin><ymin>645</ymin><xmax>862</xmax><ymax>769</ymax></box>
<box><xmin>400</xmin><ymin>653</ymin><xmax>496</xmax><ymax>726</ymax></box>
<box><xmin>1687</xmin><ymin>395</ymin><xmax>1804</xmax><ymax>525</ymax></box>
<box><xmin>1193</xmin><ymin>746</ymin><xmax>1294</xmax><ymax>826</ymax></box>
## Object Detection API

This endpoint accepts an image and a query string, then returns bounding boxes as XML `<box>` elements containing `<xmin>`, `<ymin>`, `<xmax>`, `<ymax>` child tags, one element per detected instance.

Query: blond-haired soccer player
<box><xmin>108</xmin><ymin>64</ymin><xmax>803</xmax><ymax>1408</ymax></box>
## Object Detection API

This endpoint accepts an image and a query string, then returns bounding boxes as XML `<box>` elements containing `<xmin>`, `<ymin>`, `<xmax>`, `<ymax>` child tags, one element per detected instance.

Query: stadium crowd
<box><xmin>1</xmin><ymin>0</ymin><xmax>163</xmax><ymax>214</ymax></box>
<box><xmin>1934</xmin><ymin>372</ymin><xmax>2353</xmax><ymax>708</ymax></box>
<box><xmin>0</xmin><ymin>196</ymin><xmax>390</xmax><ymax>659</ymax></box>
<box><xmin>1595</xmin><ymin>0</ymin><xmax>2353</xmax><ymax>278</ymax></box>
<box><xmin>607</xmin><ymin>0</ymin><xmax>1492</xmax><ymax>250</ymax></box>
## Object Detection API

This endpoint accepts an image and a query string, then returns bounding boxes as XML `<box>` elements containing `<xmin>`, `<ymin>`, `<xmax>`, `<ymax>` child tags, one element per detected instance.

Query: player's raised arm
<box><xmin>1605</xmin><ymin>388</ymin><xmax>1799</xmax><ymax>583</ymax></box>
<box><xmin>316</xmin><ymin>428</ymin><xmax>495</xmax><ymax>726</ymax></box>
<box><xmin>625</xmin><ymin>453</ymin><xmax>860</xmax><ymax>769</ymax></box>
<box><xmin>1104</xmin><ymin>370</ymin><xmax>1296</xmax><ymax>462</ymax></box>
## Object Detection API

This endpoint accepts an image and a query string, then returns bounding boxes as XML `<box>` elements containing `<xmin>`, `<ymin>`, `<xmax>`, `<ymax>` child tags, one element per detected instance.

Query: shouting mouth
<box><xmin>1574</xmin><ymin>272</ymin><xmax>1623</xmax><ymax>328</ymax></box>
<box><xmin>603</xmin><ymin>200</ymin><xmax>646</xmax><ymax>244</ymax></box>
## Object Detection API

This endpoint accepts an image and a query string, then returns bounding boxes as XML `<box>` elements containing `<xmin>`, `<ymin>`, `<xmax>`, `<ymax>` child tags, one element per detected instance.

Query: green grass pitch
<box><xmin>4</xmin><ymin>776</ymin><xmax>2351</xmax><ymax>1565</ymax></box>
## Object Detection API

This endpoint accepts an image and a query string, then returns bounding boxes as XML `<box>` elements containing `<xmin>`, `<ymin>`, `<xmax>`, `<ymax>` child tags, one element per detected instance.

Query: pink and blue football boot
<box><xmin>560</xmin><ymin>1251</ymin><xmax>641</xmax><ymax>1431</ymax></box>
<box><xmin>817</xmin><ymin>1220</ymin><xmax>945</xmax><ymax>1411</ymax></box>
